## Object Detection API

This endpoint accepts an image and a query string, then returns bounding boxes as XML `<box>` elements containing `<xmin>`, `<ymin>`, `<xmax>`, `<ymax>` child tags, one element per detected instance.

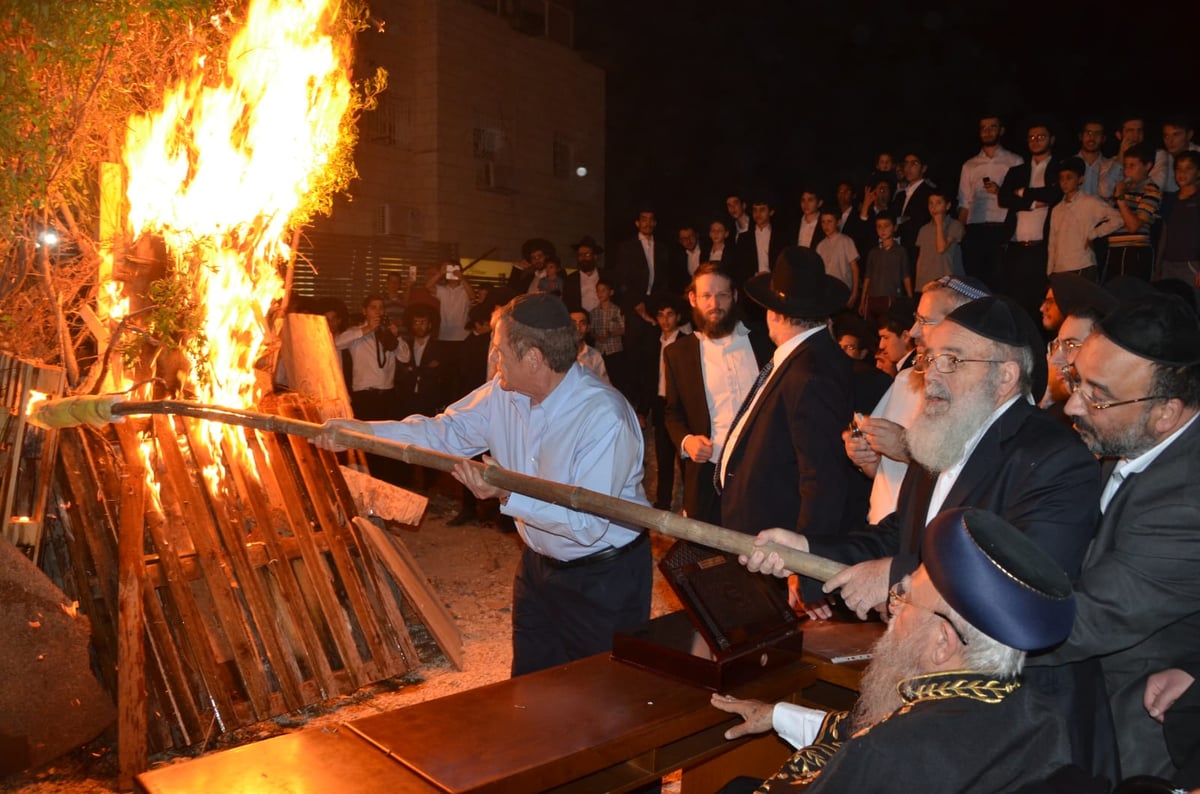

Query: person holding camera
<box><xmin>426</xmin><ymin>259</ymin><xmax>476</xmax><ymax>401</ymax></box>
<box><xmin>335</xmin><ymin>294</ymin><xmax>410</xmax><ymax>482</ymax></box>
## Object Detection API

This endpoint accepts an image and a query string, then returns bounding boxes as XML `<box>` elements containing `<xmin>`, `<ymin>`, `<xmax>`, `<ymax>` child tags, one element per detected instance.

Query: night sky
<box><xmin>574</xmin><ymin>0</ymin><xmax>1192</xmax><ymax>247</ymax></box>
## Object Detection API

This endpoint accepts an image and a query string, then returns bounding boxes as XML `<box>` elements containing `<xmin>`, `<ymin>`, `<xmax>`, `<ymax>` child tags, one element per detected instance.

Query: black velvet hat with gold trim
<box><xmin>922</xmin><ymin>507</ymin><xmax>1075</xmax><ymax>651</ymax></box>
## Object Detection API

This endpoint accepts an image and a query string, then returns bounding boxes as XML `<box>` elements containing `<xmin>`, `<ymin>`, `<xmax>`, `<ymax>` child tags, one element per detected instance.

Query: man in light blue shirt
<box><xmin>317</xmin><ymin>294</ymin><xmax>651</xmax><ymax>676</ymax></box>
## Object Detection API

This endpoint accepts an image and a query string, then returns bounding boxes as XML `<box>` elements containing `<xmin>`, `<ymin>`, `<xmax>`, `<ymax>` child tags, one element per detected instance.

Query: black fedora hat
<box><xmin>568</xmin><ymin>235</ymin><xmax>604</xmax><ymax>256</ymax></box>
<box><xmin>520</xmin><ymin>237</ymin><xmax>557</xmax><ymax>261</ymax></box>
<box><xmin>744</xmin><ymin>246</ymin><xmax>850</xmax><ymax>320</ymax></box>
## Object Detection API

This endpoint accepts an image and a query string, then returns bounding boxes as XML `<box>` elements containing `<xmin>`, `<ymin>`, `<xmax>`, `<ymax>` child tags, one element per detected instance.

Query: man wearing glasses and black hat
<box><xmin>1031</xmin><ymin>293</ymin><xmax>1200</xmax><ymax>780</ymax></box>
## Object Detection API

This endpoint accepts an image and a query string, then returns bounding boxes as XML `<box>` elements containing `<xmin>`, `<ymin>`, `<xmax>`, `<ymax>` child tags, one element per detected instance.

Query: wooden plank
<box><xmin>279</xmin><ymin>312</ymin><xmax>353</xmax><ymax>424</ymax></box>
<box><xmin>112</xmin><ymin>423</ymin><xmax>237</xmax><ymax>729</ymax></box>
<box><xmin>116</xmin><ymin>424</ymin><xmax>148</xmax><ymax>789</ymax></box>
<box><xmin>344</xmin><ymin>517</ymin><xmax>421</xmax><ymax>670</ymax></box>
<box><xmin>242</xmin><ymin>430</ymin><xmax>343</xmax><ymax>698</ymax></box>
<box><xmin>163</xmin><ymin>417</ymin><xmax>273</xmax><ymax>719</ymax></box>
<box><xmin>353</xmin><ymin>517</ymin><xmax>462</xmax><ymax>670</ymax></box>
<box><xmin>249</xmin><ymin>418</ymin><xmax>368</xmax><ymax>687</ymax></box>
<box><xmin>204</xmin><ymin>419</ymin><xmax>308</xmax><ymax>711</ymax></box>
<box><xmin>224</xmin><ymin>426</ymin><xmax>338</xmax><ymax>705</ymax></box>
<box><xmin>279</xmin><ymin>411</ymin><xmax>401</xmax><ymax>683</ymax></box>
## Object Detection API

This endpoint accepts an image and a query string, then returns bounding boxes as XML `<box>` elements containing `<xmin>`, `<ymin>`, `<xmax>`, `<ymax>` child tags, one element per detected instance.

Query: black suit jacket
<box><xmin>794</xmin><ymin>216</ymin><xmax>827</xmax><ymax>250</ymax></box>
<box><xmin>719</xmin><ymin>329</ymin><xmax>857</xmax><ymax>539</ymax></box>
<box><xmin>614</xmin><ymin>236</ymin><xmax>683</xmax><ymax>314</ymax></box>
<box><xmin>843</xmin><ymin>207</ymin><xmax>884</xmax><ymax>265</ymax></box>
<box><xmin>663</xmin><ymin>329</ymin><xmax>772</xmax><ymax>523</ymax></box>
<box><xmin>809</xmin><ymin>399</ymin><xmax>1100</xmax><ymax>582</ymax></box>
<box><xmin>395</xmin><ymin>337</ymin><xmax>447</xmax><ymax>417</ymax></box>
<box><xmin>729</xmin><ymin>225</ymin><xmax>789</xmax><ymax>289</ymax></box>
<box><xmin>892</xmin><ymin>180</ymin><xmax>934</xmax><ymax>260</ymax></box>
<box><xmin>1034</xmin><ymin>416</ymin><xmax>1200</xmax><ymax>779</ymax></box>
<box><xmin>562</xmin><ymin>268</ymin><xmax>601</xmax><ymax>314</ymax></box>
<box><xmin>998</xmin><ymin>158</ymin><xmax>1064</xmax><ymax>241</ymax></box>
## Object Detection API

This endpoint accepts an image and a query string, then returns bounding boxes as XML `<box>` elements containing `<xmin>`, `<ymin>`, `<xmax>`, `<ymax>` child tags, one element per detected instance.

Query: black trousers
<box><xmin>649</xmin><ymin>396</ymin><xmax>678</xmax><ymax>509</ymax></box>
<box><xmin>998</xmin><ymin>241</ymin><xmax>1048</xmax><ymax>327</ymax></box>
<box><xmin>962</xmin><ymin>222</ymin><xmax>1009</xmax><ymax>289</ymax></box>
<box><xmin>510</xmin><ymin>535</ymin><xmax>652</xmax><ymax>677</ymax></box>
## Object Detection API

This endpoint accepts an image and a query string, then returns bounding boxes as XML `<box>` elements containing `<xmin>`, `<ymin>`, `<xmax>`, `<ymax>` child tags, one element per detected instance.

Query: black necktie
<box><xmin>713</xmin><ymin>359</ymin><xmax>775</xmax><ymax>494</ymax></box>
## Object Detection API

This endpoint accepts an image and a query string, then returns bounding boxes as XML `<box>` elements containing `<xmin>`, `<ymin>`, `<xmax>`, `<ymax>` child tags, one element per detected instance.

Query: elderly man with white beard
<box><xmin>714</xmin><ymin>508</ymin><xmax>1081</xmax><ymax>793</ymax></box>
<box><xmin>739</xmin><ymin>295</ymin><xmax>1116</xmax><ymax>781</ymax></box>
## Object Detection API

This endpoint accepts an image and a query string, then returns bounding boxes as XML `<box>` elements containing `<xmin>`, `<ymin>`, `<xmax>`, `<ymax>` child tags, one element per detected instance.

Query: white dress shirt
<box><xmin>755</xmin><ymin>225</ymin><xmax>773</xmax><ymax>273</ymax></box>
<box><xmin>683</xmin><ymin>322</ymin><xmax>759</xmax><ymax>462</ymax></box>
<box><xmin>1100</xmin><ymin>414</ymin><xmax>1198</xmax><ymax>513</ymax></box>
<box><xmin>958</xmin><ymin>146</ymin><xmax>1024</xmax><ymax>224</ymax></box>
<box><xmin>1013</xmin><ymin>158</ymin><xmax>1051</xmax><ymax>242</ymax></box>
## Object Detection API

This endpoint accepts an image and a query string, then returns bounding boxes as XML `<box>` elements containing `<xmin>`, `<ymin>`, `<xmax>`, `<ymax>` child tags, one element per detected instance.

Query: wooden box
<box><xmin>613</xmin><ymin>541</ymin><xmax>804</xmax><ymax>691</ymax></box>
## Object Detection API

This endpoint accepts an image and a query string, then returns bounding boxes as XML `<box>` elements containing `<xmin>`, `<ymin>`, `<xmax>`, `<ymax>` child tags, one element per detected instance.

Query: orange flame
<box><xmin>119</xmin><ymin>0</ymin><xmax>354</xmax><ymax>486</ymax></box>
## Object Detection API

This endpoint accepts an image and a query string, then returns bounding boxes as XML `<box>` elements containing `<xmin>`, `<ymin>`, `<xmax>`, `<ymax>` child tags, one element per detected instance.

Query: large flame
<box><xmin>118</xmin><ymin>0</ymin><xmax>354</xmax><ymax>487</ymax></box>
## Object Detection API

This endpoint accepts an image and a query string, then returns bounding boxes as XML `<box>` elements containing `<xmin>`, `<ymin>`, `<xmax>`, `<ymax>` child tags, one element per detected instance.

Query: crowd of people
<box><xmin>304</xmin><ymin>112</ymin><xmax>1200</xmax><ymax>793</ymax></box>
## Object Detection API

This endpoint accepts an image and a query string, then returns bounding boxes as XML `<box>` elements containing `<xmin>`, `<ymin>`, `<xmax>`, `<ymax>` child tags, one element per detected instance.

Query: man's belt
<box><xmin>541</xmin><ymin>531</ymin><xmax>649</xmax><ymax>570</ymax></box>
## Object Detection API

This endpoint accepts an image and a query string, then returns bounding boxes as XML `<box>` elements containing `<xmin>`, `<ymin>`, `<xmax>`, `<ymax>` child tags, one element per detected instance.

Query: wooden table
<box><xmin>135</xmin><ymin>652</ymin><xmax>816</xmax><ymax>794</ymax></box>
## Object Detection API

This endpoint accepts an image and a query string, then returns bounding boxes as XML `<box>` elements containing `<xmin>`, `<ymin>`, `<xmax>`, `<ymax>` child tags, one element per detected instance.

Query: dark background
<box><xmin>574</xmin><ymin>0</ymin><xmax>1193</xmax><ymax>248</ymax></box>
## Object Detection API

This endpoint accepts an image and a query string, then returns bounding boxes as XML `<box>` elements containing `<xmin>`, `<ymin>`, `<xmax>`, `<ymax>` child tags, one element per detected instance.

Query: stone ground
<box><xmin>1</xmin><ymin>433</ymin><xmax>687</xmax><ymax>793</ymax></box>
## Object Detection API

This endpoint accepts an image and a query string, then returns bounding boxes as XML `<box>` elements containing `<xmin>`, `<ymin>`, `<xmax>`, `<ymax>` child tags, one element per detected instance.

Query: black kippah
<box><xmin>509</xmin><ymin>293</ymin><xmax>572</xmax><ymax>330</ymax></box>
<box><xmin>945</xmin><ymin>295</ymin><xmax>1047</xmax><ymax>398</ymax></box>
<box><xmin>1098</xmin><ymin>294</ymin><xmax>1200</xmax><ymax>367</ymax></box>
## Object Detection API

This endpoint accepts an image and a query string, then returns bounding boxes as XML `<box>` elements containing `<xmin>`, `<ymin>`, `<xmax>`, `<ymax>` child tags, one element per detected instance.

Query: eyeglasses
<box><xmin>913</xmin><ymin>353</ymin><xmax>1005</xmax><ymax>374</ymax></box>
<box><xmin>839</xmin><ymin>342</ymin><xmax>861</xmax><ymax>353</ymax></box>
<box><xmin>1028</xmin><ymin>133</ymin><xmax>1049</xmax><ymax>141</ymax></box>
<box><xmin>1047</xmin><ymin>338</ymin><xmax>1084</xmax><ymax>357</ymax></box>
<box><xmin>1065</xmin><ymin>370</ymin><xmax>1167</xmax><ymax>412</ymax></box>
<box><xmin>913</xmin><ymin>314</ymin><xmax>940</xmax><ymax>328</ymax></box>
<box><xmin>887</xmin><ymin>580</ymin><xmax>969</xmax><ymax>646</ymax></box>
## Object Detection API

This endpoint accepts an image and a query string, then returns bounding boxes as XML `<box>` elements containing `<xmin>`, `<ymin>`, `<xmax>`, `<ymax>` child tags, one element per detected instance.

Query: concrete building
<box><xmin>311</xmin><ymin>0</ymin><xmax>604</xmax><ymax>289</ymax></box>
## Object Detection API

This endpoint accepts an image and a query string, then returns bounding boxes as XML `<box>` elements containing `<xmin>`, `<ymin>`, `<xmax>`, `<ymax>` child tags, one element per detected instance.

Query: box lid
<box><xmin>658</xmin><ymin>540</ymin><xmax>800</xmax><ymax>659</ymax></box>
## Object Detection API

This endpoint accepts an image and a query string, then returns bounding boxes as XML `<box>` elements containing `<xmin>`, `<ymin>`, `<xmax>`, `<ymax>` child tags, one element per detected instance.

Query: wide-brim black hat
<box><xmin>944</xmin><ymin>295</ymin><xmax>1048</xmax><ymax>399</ymax></box>
<box><xmin>1049</xmin><ymin>273</ymin><xmax>1118</xmax><ymax>318</ymax></box>
<box><xmin>744</xmin><ymin>246</ymin><xmax>850</xmax><ymax>320</ymax></box>
<box><xmin>520</xmin><ymin>237</ymin><xmax>558</xmax><ymax>261</ymax></box>
<box><xmin>568</xmin><ymin>235</ymin><xmax>604</xmax><ymax>256</ymax></box>
<box><xmin>923</xmin><ymin>507</ymin><xmax>1075</xmax><ymax>651</ymax></box>
<box><xmin>1097</xmin><ymin>293</ymin><xmax>1200</xmax><ymax>367</ymax></box>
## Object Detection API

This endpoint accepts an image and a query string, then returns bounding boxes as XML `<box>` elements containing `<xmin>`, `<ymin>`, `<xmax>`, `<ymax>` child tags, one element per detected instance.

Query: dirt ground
<box><xmin>2</xmin><ymin>451</ymin><xmax>686</xmax><ymax>793</ymax></box>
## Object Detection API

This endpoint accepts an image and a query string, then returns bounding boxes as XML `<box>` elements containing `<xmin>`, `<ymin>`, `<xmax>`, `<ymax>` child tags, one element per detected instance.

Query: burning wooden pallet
<box><xmin>42</xmin><ymin>391</ymin><xmax>458</xmax><ymax>754</ymax></box>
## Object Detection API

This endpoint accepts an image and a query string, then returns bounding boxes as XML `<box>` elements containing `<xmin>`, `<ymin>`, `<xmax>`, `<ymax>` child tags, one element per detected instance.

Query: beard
<box><xmin>851</xmin><ymin>616</ymin><xmax>934</xmax><ymax>732</ymax></box>
<box><xmin>692</xmin><ymin>304</ymin><xmax>737</xmax><ymax>339</ymax></box>
<box><xmin>907</xmin><ymin>369</ymin><xmax>1002</xmax><ymax>472</ymax></box>
<box><xmin>1073</xmin><ymin>406</ymin><xmax>1158</xmax><ymax>458</ymax></box>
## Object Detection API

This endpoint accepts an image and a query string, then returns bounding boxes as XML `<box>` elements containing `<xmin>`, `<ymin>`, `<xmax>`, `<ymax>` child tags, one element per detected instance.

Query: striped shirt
<box><xmin>1108</xmin><ymin>180</ymin><xmax>1161</xmax><ymax>249</ymax></box>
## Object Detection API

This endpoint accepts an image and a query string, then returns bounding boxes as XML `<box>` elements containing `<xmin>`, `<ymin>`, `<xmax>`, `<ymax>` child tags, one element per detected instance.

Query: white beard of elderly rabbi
<box><xmin>906</xmin><ymin>320</ymin><xmax>1026</xmax><ymax>473</ymax></box>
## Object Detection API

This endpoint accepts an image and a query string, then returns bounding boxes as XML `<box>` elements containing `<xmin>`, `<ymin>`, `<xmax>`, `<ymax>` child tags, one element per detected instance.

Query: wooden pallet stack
<box><xmin>0</xmin><ymin>352</ymin><xmax>65</xmax><ymax>559</ymax></box>
<box><xmin>42</xmin><ymin>391</ymin><xmax>456</xmax><ymax>758</ymax></box>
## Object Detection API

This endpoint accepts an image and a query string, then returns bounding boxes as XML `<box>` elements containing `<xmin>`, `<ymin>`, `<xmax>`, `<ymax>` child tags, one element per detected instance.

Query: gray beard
<box><xmin>907</xmin><ymin>374</ymin><xmax>1001</xmax><ymax>473</ymax></box>
<box><xmin>851</xmin><ymin>616</ymin><xmax>934</xmax><ymax>732</ymax></box>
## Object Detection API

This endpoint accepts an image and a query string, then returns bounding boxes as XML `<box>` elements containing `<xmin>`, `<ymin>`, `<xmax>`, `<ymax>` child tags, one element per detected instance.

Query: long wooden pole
<box><xmin>35</xmin><ymin>397</ymin><xmax>847</xmax><ymax>582</ymax></box>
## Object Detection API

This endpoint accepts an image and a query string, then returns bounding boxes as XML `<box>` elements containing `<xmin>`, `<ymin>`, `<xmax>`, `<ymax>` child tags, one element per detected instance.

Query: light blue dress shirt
<box><xmin>373</xmin><ymin>364</ymin><xmax>648</xmax><ymax>561</ymax></box>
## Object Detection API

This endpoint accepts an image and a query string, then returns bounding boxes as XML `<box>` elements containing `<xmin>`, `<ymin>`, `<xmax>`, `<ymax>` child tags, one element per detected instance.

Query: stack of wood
<box><xmin>0</xmin><ymin>352</ymin><xmax>65</xmax><ymax>559</ymax></box>
<box><xmin>40</xmin><ymin>390</ymin><xmax>461</xmax><ymax>762</ymax></box>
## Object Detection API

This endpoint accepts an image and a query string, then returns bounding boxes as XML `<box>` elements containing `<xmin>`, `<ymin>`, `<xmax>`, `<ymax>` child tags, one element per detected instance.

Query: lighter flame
<box><xmin>120</xmin><ymin>0</ymin><xmax>354</xmax><ymax>488</ymax></box>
